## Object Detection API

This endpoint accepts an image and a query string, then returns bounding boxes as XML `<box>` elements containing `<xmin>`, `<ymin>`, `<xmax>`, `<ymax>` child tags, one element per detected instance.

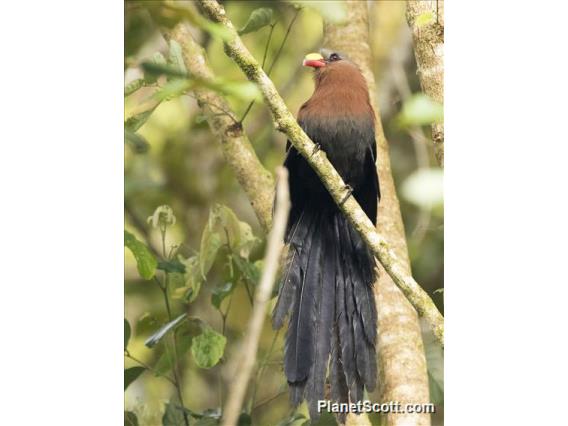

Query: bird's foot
<box><xmin>340</xmin><ymin>184</ymin><xmax>353</xmax><ymax>205</ymax></box>
<box><xmin>310</xmin><ymin>143</ymin><xmax>321</xmax><ymax>157</ymax></box>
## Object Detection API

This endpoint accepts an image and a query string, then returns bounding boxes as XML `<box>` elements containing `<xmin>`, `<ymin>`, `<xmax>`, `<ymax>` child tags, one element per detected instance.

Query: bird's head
<box><xmin>302</xmin><ymin>49</ymin><xmax>363</xmax><ymax>88</ymax></box>
<box><xmin>302</xmin><ymin>49</ymin><xmax>346</xmax><ymax>68</ymax></box>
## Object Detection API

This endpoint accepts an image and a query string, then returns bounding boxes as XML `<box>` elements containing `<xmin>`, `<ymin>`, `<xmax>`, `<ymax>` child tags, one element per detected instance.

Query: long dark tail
<box><xmin>272</xmin><ymin>204</ymin><xmax>378</xmax><ymax>421</ymax></box>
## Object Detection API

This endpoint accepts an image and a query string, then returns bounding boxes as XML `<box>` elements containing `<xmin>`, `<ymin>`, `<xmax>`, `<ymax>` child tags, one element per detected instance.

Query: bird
<box><xmin>272</xmin><ymin>49</ymin><xmax>380</xmax><ymax>422</ymax></box>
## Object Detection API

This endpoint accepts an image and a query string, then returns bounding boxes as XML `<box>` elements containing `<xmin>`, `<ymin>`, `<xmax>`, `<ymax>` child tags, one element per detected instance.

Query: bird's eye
<box><xmin>329</xmin><ymin>53</ymin><xmax>340</xmax><ymax>62</ymax></box>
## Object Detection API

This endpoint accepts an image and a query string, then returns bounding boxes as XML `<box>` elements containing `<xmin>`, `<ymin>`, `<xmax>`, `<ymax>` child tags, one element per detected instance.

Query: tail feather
<box><xmin>274</xmin><ymin>207</ymin><xmax>378</xmax><ymax>420</ymax></box>
<box><xmin>305</xmin><ymin>216</ymin><xmax>335</xmax><ymax>420</ymax></box>
<box><xmin>284</xmin><ymin>214</ymin><xmax>322</xmax><ymax>386</ymax></box>
<box><xmin>330</xmin><ymin>323</ymin><xmax>349</xmax><ymax>424</ymax></box>
<box><xmin>289</xmin><ymin>382</ymin><xmax>306</xmax><ymax>407</ymax></box>
<box><xmin>345</xmin><ymin>223</ymin><xmax>378</xmax><ymax>392</ymax></box>
<box><xmin>339</xmin><ymin>284</ymin><xmax>359</xmax><ymax>398</ymax></box>
<box><xmin>273</xmin><ymin>210</ymin><xmax>313</xmax><ymax>329</ymax></box>
<box><xmin>348</xmin><ymin>225</ymin><xmax>377</xmax><ymax>345</ymax></box>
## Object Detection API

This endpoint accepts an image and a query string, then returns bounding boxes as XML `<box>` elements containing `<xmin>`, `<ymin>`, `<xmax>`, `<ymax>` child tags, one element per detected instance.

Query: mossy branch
<box><xmin>406</xmin><ymin>0</ymin><xmax>445</xmax><ymax>167</ymax></box>
<box><xmin>164</xmin><ymin>23</ymin><xmax>275</xmax><ymax>232</ymax></box>
<box><xmin>197</xmin><ymin>0</ymin><xmax>444</xmax><ymax>346</ymax></box>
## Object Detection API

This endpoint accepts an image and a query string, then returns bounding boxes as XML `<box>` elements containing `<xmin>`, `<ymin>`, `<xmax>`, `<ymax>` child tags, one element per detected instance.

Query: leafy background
<box><xmin>124</xmin><ymin>1</ymin><xmax>443</xmax><ymax>425</ymax></box>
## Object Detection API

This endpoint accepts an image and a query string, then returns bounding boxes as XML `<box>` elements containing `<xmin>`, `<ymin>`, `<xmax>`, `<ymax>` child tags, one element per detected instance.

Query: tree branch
<box><xmin>406</xmin><ymin>0</ymin><xmax>445</xmax><ymax>167</ymax></box>
<box><xmin>197</xmin><ymin>0</ymin><xmax>444</xmax><ymax>347</ymax></box>
<box><xmin>164</xmin><ymin>23</ymin><xmax>275</xmax><ymax>231</ymax></box>
<box><xmin>220</xmin><ymin>168</ymin><xmax>290</xmax><ymax>426</ymax></box>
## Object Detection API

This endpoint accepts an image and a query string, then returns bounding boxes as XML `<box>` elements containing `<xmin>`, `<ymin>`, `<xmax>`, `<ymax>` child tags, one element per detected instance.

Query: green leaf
<box><xmin>162</xmin><ymin>402</ymin><xmax>186</xmax><ymax>426</ymax></box>
<box><xmin>293</xmin><ymin>1</ymin><xmax>347</xmax><ymax>24</ymax></box>
<box><xmin>154</xmin><ymin>79</ymin><xmax>194</xmax><ymax>102</ymax></box>
<box><xmin>125</xmin><ymin>105</ymin><xmax>158</xmax><ymax>132</ymax></box>
<box><xmin>142</xmin><ymin>61</ymin><xmax>189</xmax><ymax>80</ymax></box>
<box><xmin>310</xmin><ymin>410</ymin><xmax>337</xmax><ymax>426</ymax></box>
<box><xmin>124</xmin><ymin>411</ymin><xmax>139</xmax><ymax>426</ymax></box>
<box><xmin>396</xmin><ymin>93</ymin><xmax>443</xmax><ymax>128</ymax></box>
<box><xmin>154</xmin><ymin>2</ymin><xmax>232</xmax><ymax>41</ymax></box>
<box><xmin>153</xmin><ymin>319</ymin><xmax>202</xmax><ymax>376</ymax></box>
<box><xmin>401</xmin><ymin>168</ymin><xmax>444</xmax><ymax>209</ymax></box>
<box><xmin>124</xmin><ymin>366</ymin><xmax>145</xmax><ymax>390</ymax></box>
<box><xmin>154</xmin><ymin>326</ymin><xmax>195</xmax><ymax>376</ymax></box>
<box><xmin>199</xmin><ymin>226</ymin><xmax>223</xmax><ymax>279</ymax></box>
<box><xmin>175</xmin><ymin>255</ymin><xmax>204</xmax><ymax>303</ymax></box>
<box><xmin>168</xmin><ymin>271</ymin><xmax>186</xmax><ymax>295</ymax></box>
<box><xmin>233</xmin><ymin>257</ymin><xmax>261</xmax><ymax>286</ymax></box>
<box><xmin>215</xmin><ymin>80</ymin><xmax>262</xmax><ymax>103</ymax></box>
<box><xmin>125</xmin><ymin>230</ymin><xmax>157</xmax><ymax>280</ymax></box>
<box><xmin>125</xmin><ymin>78</ymin><xmax>145</xmax><ymax>96</ymax></box>
<box><xmin>168</xmin><ymin>40</ymin><xmax>187</xmax><ymax>75</ymax></box>
<box><xmin>238</xmin><ymin>8</ymin><xmax>273</xmax><ymax>35</ymax></box>
<box><xmin>124</xmin><ymin>128</ymin><xmax>149</xmax><ymax>154</ymax></box>
<box><xmin>237</xmin><ymin>413</ymin><xmax>252</xmax><ymax>426</ymax></box>
<box><xmin>144</xmin><ymin>52</ymin><xmax>168</xmax><ymax>84</ymax></box>
<box><xmin>211</xmin><ymin>282</ymin><xmax>234</xmax><ymax>309</ymax></box>
<box><xmin>157</xmin><ymin>258</ymin><xmax>187</xmax><ymax>274</ymax></box>
<box><xmin>191</xmin><ymin>328</ymin><xmax>226</xmax><ymax>369</ymax></box>
<box><xmin>145</xmin><ymin>313</ymin><xmax>188</xmax><ymax>348</ymax></box>
<box><xmin>124</xmin><ymin>318</ymin><xmax>131</xmax><ymax>350</ymax></box>
<box><xmin>207</xmin><ymin>204</ymin><xmax>260</xmax><ymax>260</ymax></box>
<box><xmin>136</xmin><ymin>312</ymin><xmax>163</xmax><ymax>335</ymax></box>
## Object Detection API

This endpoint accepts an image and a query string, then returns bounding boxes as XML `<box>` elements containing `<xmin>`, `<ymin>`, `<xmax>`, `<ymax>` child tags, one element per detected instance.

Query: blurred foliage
<box><xmin>125</xmin><ymin>1</ymin><xmax>444</xmax><ymax>425</ymax></box>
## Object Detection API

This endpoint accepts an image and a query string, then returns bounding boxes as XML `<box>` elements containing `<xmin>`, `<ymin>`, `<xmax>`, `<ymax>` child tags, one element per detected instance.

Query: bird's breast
<box><xmin>299</xmin><ymin>115</ymin><xmax>374</xmax><ymax>187</ymax></box>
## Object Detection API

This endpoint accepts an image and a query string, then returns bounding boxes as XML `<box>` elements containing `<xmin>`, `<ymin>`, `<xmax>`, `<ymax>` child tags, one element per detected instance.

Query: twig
<box><xmin>186</xmin><ymin>93</ymin><xmax>239</xmax><ymax>124</ymax></box>
<box><xmin>220</xmin><ymin>168</ymin><xmax>290</xmax><ymax>426</ymax></box>
<box><xmin>124</xmin><ymin>351</ymin><xmax>176</xmax><ymax>386</ymax></box>
<box><xmin>240</xmin><ymin>23</ymin><xmax>275</xmax><ymax>123</ymax></box>
<box><xmin>159</xmin><ymin>230</ymin><xmax>190</xmax><ymax>426</ymax></box>
<box><xmin>240</xmin><ymin>8</ymin><xmax>300</xmax><ymax>123</ymax></box>
<box><xmin>267</xmin><ymin>8</ymin><xmax>300</xmax><ymax>75</ymax></box>
<box><xmin>249</xmin><ymin>329</ymin><xmax>280</xmax><ymax>411</ymax></box>
<box><xmin>197</xmin><ymin>0</ymin><xmax>444</xmax><ymax>346</ymax></box>
<box><xmin>252</xmin><ymin>388</ymin><xmax>288</xmax><ymax>411</ymax></box>
<box><xmin>124</xmin><ymin>202</ymin><xmax>161</xmax><ymax>256</ymax></box>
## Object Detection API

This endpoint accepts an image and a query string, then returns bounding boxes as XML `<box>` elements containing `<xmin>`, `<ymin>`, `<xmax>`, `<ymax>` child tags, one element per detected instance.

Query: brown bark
<box><xmin>324</xmin><ymin>3</ymin><xmax>431</xmax><ymax>426</ymax></box>
<box><xmin>406</xmin><ymin>0</ymin><xmax>445</xmax><ymax>168</ymax></box>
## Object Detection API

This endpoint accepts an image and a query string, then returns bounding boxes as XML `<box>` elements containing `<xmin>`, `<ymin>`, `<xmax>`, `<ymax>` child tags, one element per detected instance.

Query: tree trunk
<box><xmin>406</xmin><ymin>0</ymin><xmax>444</xmax><ymax>168</ymax></box>
<box><xmin>323</xmin><ymin>2</ymin><xmax>431</xmax><ymax>425</ymax></box>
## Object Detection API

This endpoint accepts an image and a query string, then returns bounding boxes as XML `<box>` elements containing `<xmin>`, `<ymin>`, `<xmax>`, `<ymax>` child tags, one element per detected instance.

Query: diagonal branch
<box><xmin>406</xmin><ymin>0</ymin><xmax>444</xmax><ymax>167</ymax></box>
<box><xmin>164</xmin><ymin>23</ymin><xmax>275</xmax><ymax>231</ymax></box>
<box><xmin>197</xmin><ymin>0</ymin><xmax>444</xmax><ymax>346</ymax></box>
